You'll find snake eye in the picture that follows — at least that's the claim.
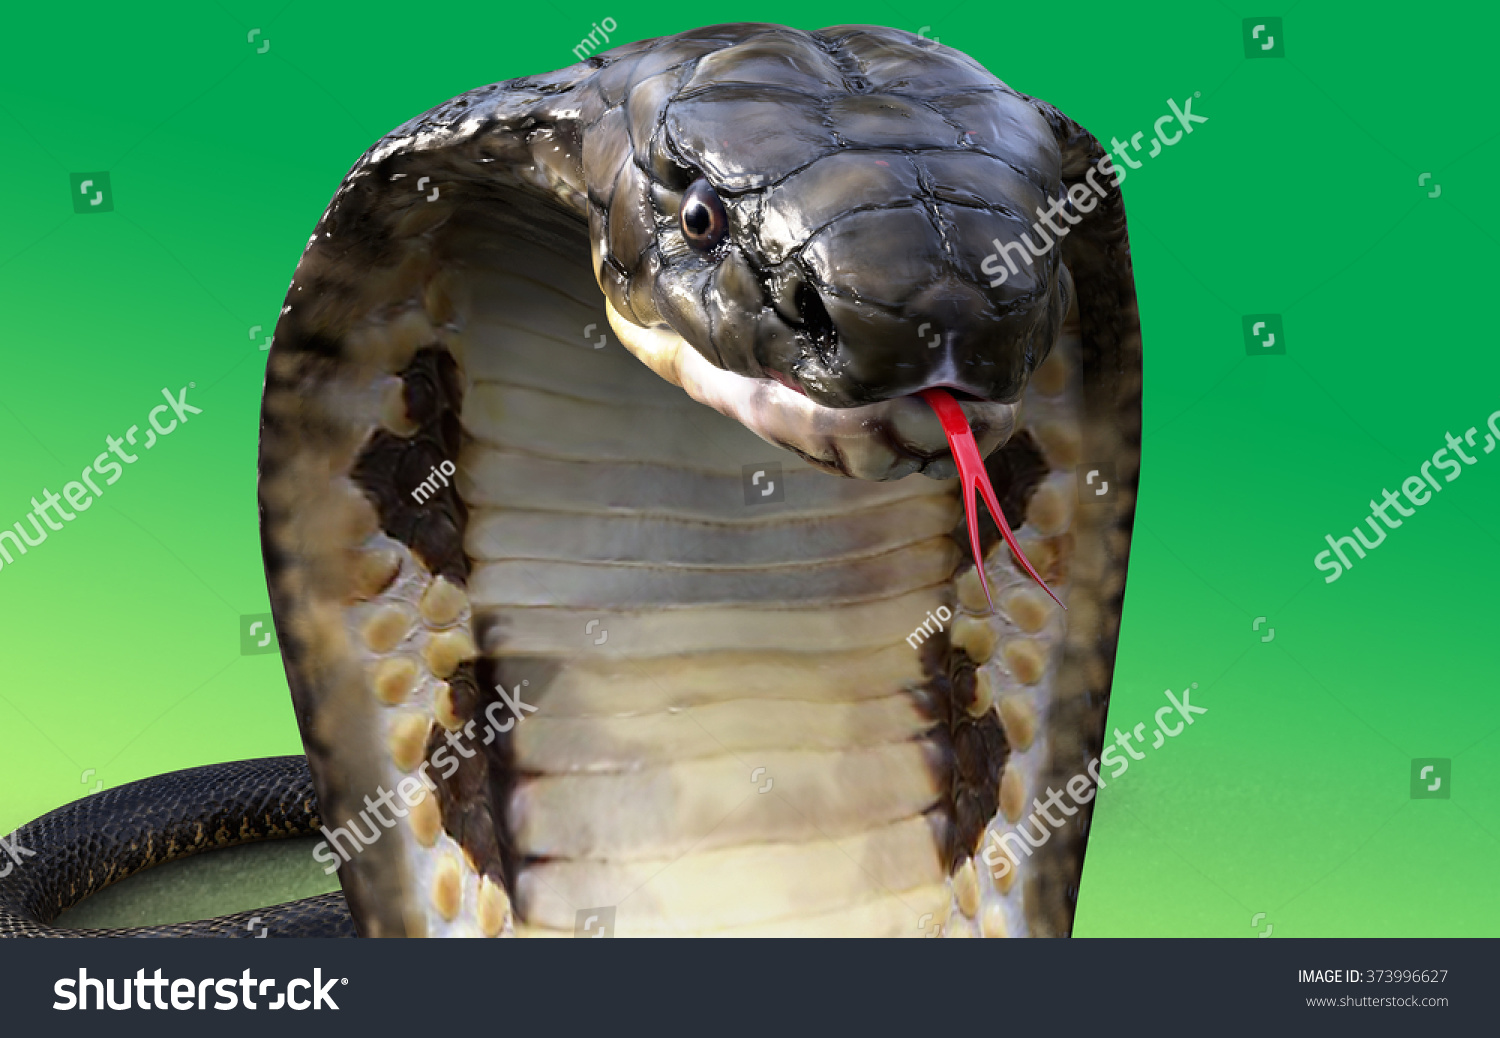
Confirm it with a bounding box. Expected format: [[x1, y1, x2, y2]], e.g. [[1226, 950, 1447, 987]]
[[680, 177, 728, 252]]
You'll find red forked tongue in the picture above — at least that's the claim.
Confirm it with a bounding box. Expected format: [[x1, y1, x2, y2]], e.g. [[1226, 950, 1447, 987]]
[[918, 388, 1065, 612]]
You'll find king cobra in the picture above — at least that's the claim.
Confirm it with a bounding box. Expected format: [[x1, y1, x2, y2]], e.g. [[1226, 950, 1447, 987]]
[[1, 23, 1141, 938]]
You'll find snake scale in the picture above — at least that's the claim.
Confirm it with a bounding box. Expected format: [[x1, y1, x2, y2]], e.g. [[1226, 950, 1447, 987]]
[[1, 23, 1141, 938]]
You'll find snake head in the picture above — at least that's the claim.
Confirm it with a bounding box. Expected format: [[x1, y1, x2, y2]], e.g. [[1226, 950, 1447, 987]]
[[587, 25, 1076, 480]]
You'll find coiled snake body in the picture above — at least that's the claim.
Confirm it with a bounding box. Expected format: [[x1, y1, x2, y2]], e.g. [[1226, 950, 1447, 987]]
[[2, 23, 1140, 938]]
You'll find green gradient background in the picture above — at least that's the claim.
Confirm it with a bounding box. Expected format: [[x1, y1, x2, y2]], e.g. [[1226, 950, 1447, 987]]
[[1, 0, 1496, 937]]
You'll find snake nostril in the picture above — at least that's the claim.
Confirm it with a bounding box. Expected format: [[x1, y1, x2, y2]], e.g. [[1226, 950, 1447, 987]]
[[794, 281, 839, 360]]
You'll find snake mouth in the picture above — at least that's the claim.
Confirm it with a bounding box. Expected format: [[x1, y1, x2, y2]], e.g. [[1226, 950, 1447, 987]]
[[605, 302, 1018, 481], [772, 367, 992, 406], [925, 386, 990, 403], [765, 368, 807, 396]]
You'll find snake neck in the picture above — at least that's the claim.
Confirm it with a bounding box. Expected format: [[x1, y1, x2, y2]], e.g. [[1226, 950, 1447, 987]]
[[271, 194, 1104, 937]]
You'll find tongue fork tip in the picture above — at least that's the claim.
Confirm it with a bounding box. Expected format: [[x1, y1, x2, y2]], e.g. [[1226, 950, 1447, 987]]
[[917, 388, 1066, 613]]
